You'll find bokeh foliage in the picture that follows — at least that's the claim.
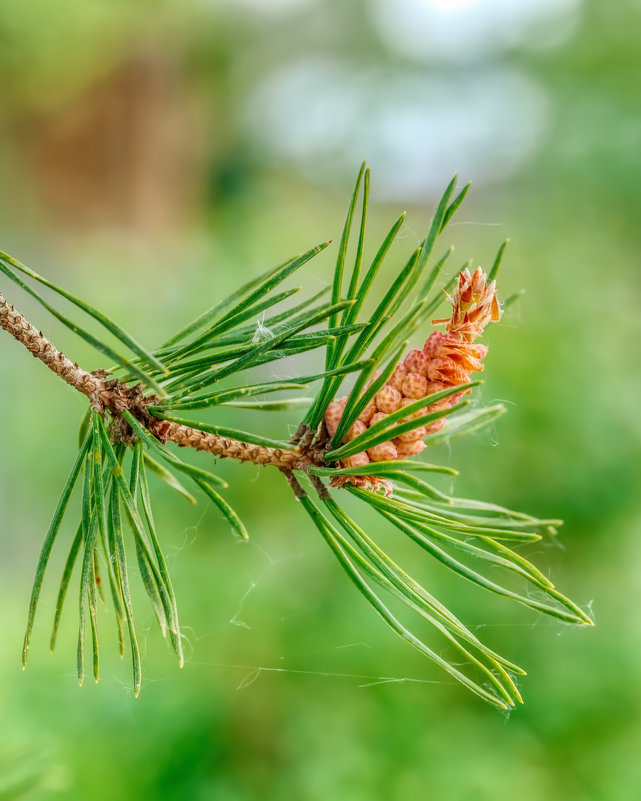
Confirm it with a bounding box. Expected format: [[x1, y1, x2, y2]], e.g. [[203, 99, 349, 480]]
[[1, 0, 640, 799]]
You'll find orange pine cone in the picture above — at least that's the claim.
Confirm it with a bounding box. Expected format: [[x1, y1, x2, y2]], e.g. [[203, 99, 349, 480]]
[[325, 267, 501, 492]]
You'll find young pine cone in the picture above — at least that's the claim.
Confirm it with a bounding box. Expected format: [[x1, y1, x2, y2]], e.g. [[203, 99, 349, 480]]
[[325, 267, 501, 490]]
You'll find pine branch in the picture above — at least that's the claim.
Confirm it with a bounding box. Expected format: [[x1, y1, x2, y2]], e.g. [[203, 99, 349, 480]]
[[1, 166, 593, 708], [0, 290, 105, 404], [0, 291, 320, 474]]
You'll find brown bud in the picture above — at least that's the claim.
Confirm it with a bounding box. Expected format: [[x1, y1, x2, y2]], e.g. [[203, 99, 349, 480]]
[[404, 348, 428, 375], [375, 385, 402, 414], [388, 363, 408, 391], [357, 397, 377, 424], [324, 397, 347, 437], [396, 440, 427, 458], [425, 418, 446, 435], [400, 397, 427, 420], [369, 411, 389, 428], [423, 332, 442, 360], [401, 372, 428, 399], [345, 420, 366, 441], [395, 425, 427, 444], [342, 451, 370, 467], [368, 441, 398, 462]]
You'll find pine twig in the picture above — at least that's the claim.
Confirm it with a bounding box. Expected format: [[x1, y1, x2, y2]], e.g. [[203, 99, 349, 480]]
[[0, 290, 321, 475], [1, 291, 104, 406]]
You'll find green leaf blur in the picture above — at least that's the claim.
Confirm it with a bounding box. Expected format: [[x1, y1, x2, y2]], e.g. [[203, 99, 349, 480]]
[[0, 1, 639, 799]]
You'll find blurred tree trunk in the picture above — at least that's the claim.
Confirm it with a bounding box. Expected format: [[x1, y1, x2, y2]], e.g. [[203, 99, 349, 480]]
[[13, 50, 205, 233]]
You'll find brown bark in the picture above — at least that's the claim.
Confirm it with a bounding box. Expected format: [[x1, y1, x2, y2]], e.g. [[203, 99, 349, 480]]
[[0, 291, 319, 477], [162, 421, 314, 472], [0, 291, 104, 405]]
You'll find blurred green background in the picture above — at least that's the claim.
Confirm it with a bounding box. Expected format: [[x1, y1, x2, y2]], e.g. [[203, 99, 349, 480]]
[[1, 0, 640, 798]]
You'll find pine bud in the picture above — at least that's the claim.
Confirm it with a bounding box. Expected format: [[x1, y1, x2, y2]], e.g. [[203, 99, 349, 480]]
[[396, 440, 426, 458], [388, 363, 408, 391], [368, 441, 398, 462], [375, 385, 402, 414], [357, 397, 377, 424], [403, 348, 428, 375], [400, 397, 426, 420], [325, 266, 500, 492], [342, 451, 370, 468], [369, 411, 388, 427], [402, 372, 428, 399], [325, 398, 347, 437], [395, 426, 427, 443], [424, 418, 446, 435], [345, 420, 366, 441]]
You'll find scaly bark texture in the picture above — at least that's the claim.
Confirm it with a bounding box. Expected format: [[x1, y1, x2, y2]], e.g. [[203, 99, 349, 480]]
[[158, 421, 315, 472], [0, 291, 315, 474], [1, 291, 104, 405]]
